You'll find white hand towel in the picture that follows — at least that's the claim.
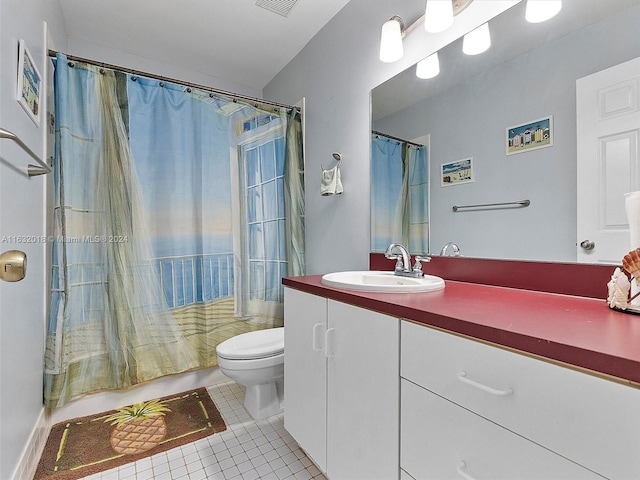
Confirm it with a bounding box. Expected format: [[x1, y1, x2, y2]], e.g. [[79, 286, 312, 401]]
[[335, 165, 343, 194], [321, 164, 343, 196]]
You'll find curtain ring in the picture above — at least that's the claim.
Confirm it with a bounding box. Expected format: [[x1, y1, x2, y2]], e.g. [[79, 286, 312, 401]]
[[68, 61, 75, 68], [159, 81, 165, 87], [131, 76, 137, 82], [186, 87, 192, 93]]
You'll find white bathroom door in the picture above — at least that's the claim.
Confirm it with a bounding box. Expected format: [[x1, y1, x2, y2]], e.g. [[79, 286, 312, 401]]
[[576, 57, 640, 263]]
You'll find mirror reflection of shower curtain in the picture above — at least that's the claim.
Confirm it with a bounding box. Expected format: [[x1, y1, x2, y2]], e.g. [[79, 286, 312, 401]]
[[371, 134, 429, 253], [45, 54, 304, 408], [407, 144, 429, 254], [371, 137, 403, 251]]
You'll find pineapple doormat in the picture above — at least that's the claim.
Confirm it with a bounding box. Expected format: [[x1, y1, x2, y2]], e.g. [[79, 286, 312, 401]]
[[34, 387, 226, 480]]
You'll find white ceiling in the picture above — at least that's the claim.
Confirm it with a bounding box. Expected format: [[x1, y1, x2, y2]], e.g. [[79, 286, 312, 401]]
[[58, 0, 351, 91]]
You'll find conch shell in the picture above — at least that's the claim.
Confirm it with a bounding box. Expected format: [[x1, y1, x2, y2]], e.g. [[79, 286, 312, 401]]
[[622, 248, 640, 284], [607, 267, 631, 310]]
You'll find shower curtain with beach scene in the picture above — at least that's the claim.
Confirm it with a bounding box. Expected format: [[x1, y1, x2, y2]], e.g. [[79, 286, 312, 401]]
[[371, 133, 428, 254], [44, 54, 304, 408]]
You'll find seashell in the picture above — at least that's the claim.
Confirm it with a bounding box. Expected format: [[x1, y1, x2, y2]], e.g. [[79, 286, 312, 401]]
[[607, 267, 631, 310], [622, 248, 640, 282]]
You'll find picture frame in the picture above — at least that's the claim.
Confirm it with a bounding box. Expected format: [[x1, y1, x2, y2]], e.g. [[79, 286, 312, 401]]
[[441, 157, 474, 187], [16, 39, 41, 126], [506, 115, 553, 156]]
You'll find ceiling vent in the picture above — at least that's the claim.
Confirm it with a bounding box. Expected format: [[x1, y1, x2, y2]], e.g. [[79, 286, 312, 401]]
[[255, 0, 299, 17]]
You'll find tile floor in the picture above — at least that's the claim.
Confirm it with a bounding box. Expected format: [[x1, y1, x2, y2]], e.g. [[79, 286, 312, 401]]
[[81, 381, 327, 480]]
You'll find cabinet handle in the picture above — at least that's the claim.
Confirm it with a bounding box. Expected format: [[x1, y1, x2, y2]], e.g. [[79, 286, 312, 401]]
[[456, 461, 477, 480], [457, 371, 513, 396], [325, 328, 335, 358], [312, 323, 324, 352]]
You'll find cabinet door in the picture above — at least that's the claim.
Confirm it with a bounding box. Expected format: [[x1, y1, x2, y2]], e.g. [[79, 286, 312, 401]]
[[326, 300, 399, 480], [401, 379, 603, 480], [284, 288, 327, 471]]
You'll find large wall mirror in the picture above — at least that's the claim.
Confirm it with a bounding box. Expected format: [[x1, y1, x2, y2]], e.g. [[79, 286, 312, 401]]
[[371, 0, 640, 263]]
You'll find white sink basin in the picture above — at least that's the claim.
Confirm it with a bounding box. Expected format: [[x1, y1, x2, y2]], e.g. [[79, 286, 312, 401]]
[[321, 270, 445, 293]]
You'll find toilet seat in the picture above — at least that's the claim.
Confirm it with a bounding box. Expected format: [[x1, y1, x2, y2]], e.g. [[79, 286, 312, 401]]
[[216, 327, 284, 360]]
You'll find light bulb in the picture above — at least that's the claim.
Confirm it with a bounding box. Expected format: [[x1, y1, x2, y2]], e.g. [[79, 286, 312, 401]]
[[525, 0, 562, 23], [380, 18, 403, 62], [462, 23, 491, 55], [424, 0, 454, 33], [416, 52, 440, 79]]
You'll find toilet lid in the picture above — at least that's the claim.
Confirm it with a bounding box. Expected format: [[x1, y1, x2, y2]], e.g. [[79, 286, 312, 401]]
[[216, 327, 284, 360]]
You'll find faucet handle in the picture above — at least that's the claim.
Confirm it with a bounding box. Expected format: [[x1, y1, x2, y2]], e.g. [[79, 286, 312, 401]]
[[413, 255, 431, 275]]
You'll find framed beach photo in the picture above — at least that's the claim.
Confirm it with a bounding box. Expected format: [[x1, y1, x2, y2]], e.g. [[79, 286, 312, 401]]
[[441, 157, 474, 187], [16, 39, 41, 126], [506, 115, 553, 155]]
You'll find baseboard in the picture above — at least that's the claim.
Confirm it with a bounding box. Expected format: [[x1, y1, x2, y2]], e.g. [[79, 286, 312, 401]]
[[11, 408, 49, 480]]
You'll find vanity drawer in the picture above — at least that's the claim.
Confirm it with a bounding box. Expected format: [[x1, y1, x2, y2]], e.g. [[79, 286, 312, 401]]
[[401, 320, 640, 479], [401, 379, 602, 480]]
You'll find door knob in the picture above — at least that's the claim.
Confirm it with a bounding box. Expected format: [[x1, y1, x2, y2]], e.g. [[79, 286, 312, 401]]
[[580, 240, 595, 251], [0, 250, 27, 282]]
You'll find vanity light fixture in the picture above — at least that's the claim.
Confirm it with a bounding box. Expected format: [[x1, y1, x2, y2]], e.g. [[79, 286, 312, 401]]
[[416, 52, 440, 79], [379, 0, 473, 63], [525, 0, 562, 23], [424, 0, 454, 33], [462, 22, 491, 55], [379, 16, 405, 63]]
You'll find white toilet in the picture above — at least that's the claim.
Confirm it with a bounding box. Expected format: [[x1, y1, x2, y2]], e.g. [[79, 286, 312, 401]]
[[216, 327, 284, 420]]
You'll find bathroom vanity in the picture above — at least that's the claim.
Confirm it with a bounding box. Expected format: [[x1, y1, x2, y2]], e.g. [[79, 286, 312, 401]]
[[283, 260, 640, 480]]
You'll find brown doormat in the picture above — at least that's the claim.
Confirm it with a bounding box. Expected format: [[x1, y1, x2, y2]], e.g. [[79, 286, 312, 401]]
[[34, 387, 227, 480]]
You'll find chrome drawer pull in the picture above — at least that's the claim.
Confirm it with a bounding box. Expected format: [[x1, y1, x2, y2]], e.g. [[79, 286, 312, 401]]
[[456, 461, 477, 480], [457, 371, 514, 396]]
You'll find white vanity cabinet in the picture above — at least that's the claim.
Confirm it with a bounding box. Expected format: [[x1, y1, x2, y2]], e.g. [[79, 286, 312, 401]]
[[400, 320, 640, 479], [284, 287, 399, 480]]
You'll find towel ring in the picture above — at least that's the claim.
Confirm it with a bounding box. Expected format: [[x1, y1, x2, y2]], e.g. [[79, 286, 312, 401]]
[[322, 152, 342, 171]]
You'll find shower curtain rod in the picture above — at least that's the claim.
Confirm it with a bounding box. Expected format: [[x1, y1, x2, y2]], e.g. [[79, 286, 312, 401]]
[[372, 130, 423, 148], [47, 49, 299, 113]]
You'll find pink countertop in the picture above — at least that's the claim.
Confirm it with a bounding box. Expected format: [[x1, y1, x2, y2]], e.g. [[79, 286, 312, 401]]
[[282, 274, 640, 385]]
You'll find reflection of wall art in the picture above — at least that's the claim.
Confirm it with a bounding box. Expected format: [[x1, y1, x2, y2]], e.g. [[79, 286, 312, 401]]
[[441, 157, 473, 187], [16, 39, 41, 126], [506, 115, 553, 155]]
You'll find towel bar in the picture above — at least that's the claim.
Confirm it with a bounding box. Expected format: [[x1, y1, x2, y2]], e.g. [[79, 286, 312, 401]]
[[0, 127, 51, 176], [453, 199, 530, 212]]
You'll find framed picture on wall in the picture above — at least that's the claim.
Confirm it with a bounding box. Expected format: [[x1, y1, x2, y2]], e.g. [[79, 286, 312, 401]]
[[16, 39, 41, 126], [441, 157, 474, 187], [506, 115, 553, 155]]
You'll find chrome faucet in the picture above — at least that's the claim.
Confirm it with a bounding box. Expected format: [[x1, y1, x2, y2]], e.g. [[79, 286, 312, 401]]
[[385, 243, 430, 278], [440, 242, 461, 256]]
